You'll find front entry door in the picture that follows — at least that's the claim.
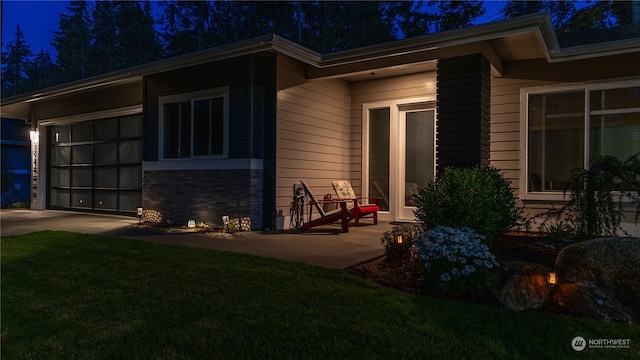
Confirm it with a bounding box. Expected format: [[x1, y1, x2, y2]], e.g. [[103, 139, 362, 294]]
[[365, 103, 435, 222], [398, 107, 435, 220]]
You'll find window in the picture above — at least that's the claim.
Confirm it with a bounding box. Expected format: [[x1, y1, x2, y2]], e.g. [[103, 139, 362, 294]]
[[160, 89, 228, 159], [525, 82, 640, 196]]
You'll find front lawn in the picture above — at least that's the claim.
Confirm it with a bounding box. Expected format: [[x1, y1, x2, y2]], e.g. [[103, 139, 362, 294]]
[[2, 231, 638, 359]]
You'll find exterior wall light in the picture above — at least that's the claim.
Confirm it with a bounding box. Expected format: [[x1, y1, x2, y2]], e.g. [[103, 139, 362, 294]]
[[396, 234, 403, 245], [548, 272, 557, 285], [30, 130, 39, 142]]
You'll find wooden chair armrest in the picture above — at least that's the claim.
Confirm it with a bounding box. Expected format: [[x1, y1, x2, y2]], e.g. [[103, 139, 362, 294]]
[[310, 199, 348, 205]]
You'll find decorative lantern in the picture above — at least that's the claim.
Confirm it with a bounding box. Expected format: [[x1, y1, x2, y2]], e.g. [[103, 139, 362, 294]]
[[548, 272, 557, 285], [396, 234, 403, 245], [222, 215, 230, 233]]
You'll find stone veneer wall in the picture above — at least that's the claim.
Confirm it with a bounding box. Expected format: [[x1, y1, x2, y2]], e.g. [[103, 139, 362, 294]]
[[142, 169, 263, 229]]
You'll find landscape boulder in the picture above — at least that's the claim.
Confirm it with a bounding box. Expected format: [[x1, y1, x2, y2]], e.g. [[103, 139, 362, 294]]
[[553, 237, 640, 323], [492, 261, 551, 311], [551, 282, 635, 323]]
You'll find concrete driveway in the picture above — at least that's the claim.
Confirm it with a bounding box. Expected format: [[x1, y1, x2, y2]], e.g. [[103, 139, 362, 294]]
[[1, 209, 390, 269]]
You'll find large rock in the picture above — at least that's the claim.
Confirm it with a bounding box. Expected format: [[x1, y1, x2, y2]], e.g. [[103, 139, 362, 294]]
[[553, 237, 640, 323], [551, 282, 635, 323], [492, 261, 551, 311]]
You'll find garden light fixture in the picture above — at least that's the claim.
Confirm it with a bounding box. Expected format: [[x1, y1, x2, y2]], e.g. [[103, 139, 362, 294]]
[[137, 207, 143, 224], [222, 215, 230, 233]]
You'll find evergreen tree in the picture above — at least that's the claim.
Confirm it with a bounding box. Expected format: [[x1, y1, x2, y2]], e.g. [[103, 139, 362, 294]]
[[231, 1, 297, 40], [115, 1, 162, 67], [300, 1, 395, 53], [89, 0, 119, 75], [383, 1, 433, 39], [159, 0, 217, 57], [1, 25, 32, 97], [429, 0, 485, 32], [25, 50, 58, 91], [52, 1, 92, 82]]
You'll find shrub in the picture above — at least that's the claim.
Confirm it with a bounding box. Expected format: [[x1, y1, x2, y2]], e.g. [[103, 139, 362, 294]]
[[414, 166, 526, 244], [10, 201, 29, 209], [380, 223, 421, 258], [413, 226, 499, 297], [539, 153, 640, 240]]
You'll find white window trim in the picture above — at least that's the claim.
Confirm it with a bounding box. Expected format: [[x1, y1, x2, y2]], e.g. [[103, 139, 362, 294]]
[[519, 78, 640, 201], [158, 87, 229, 161]]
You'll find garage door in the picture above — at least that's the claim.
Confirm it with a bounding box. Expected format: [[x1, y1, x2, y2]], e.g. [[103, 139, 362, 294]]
[[49, 115, 142, 213]]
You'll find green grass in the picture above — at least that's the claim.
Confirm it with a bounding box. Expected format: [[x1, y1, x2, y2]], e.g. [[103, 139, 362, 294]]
[[2, 231, 638, 359]]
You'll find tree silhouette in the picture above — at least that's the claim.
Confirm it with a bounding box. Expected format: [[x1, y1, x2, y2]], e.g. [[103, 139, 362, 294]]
[[1, 25, 32, 97]]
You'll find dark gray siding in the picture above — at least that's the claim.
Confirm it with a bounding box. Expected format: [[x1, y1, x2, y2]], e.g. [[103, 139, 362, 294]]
[[144, 55, 255, 161], [255, 55, 277, 230], [436, 54, 491, 174]]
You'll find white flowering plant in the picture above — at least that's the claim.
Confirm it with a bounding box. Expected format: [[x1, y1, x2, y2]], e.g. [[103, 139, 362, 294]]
[[413, 226, 499, 296]]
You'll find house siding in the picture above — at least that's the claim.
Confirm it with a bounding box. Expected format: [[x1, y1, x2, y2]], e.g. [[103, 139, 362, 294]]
[[142, 54, 275, 229], [437, 54, 491, 174], [275, 54, 351, 217], [144, 56, 254, 161], [490, 53, 640, 225]]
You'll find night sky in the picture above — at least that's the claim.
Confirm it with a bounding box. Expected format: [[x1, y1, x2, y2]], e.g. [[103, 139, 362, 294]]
[[2, 1, 70, 56]]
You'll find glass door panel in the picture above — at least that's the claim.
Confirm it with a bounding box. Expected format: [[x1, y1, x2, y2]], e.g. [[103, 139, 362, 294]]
[[368, 108, 390, 211], [400, 109, 434, 220]]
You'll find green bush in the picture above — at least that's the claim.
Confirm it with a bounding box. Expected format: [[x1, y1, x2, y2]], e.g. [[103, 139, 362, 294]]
[[10, 201, 29, 209], [539, 153, 640, 240], [414, 166, 526, 244]]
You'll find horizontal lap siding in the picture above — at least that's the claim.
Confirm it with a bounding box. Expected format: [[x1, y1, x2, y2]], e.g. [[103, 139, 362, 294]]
[[437, 55, 490, 172], [350, 73, 437, 196], [276, 55, 351, 215]]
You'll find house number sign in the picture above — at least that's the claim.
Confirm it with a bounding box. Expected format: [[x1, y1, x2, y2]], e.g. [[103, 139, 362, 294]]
[[31, 136, 38, 208]]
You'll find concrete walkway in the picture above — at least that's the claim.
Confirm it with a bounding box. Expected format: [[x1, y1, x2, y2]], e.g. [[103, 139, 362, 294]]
[[1, 209, 391, 269]]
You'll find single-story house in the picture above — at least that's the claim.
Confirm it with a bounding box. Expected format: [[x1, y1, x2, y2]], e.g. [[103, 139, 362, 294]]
[[1, 13, 639, 234]]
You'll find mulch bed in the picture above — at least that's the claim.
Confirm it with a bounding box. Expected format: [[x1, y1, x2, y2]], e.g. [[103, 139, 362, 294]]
[[346, 233, 573, 315]]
